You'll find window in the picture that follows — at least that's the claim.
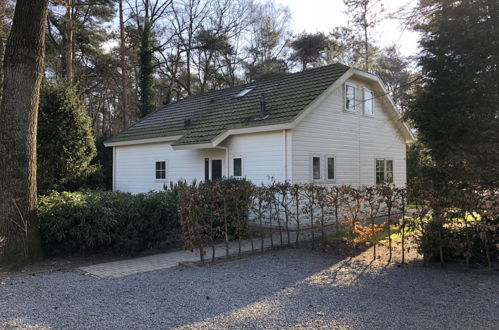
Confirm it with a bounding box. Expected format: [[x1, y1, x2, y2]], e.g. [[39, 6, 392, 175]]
[[235, 86, 254, 98], [204, 158, 209, 181], [376, 159, 394, 184], [326, 156, 335, 180], [364, 89, 374, 115], [233, 158, 242, 177], [313, 156, 321, 180], [386, 160, 394, 183], [211, 159, 222, 180], [345, 84, 356, 111], [155, 161, 166, 180]]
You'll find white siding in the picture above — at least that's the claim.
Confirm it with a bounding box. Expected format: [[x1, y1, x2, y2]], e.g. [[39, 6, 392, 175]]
[[115, 143, 225, 193], [291, 77, 407, 187], [221, 131, 285, 185]]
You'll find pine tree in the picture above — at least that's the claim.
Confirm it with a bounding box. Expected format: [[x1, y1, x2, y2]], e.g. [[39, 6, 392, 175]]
[[290, 32, 328, 71], [407, 0, 499, 189]]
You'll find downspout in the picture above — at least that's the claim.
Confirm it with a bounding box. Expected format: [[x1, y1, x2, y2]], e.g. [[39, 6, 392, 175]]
[[283, 129, 287, 182]]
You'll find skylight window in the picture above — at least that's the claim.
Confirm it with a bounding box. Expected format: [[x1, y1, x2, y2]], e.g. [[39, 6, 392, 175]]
[[235, 86, 255, 98]]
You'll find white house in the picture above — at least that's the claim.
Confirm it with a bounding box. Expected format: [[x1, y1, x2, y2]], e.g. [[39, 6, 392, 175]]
[[104, 64, 415, 194]]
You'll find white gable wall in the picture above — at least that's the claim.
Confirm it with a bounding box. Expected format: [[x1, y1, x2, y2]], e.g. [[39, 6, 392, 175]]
[[291, 77, 407, 186]]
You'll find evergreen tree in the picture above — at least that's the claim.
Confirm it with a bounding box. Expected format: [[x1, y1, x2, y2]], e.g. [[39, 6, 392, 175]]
[[290, 32, 328, 71], [407, 0, 499, 189], [38, 83, 99, 193]]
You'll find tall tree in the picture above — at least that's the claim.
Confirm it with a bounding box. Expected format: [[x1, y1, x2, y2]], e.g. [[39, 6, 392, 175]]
[[46, 0, 115, 82], [290, 32, 328, 71], [407, 0, 499, 189], [171, 0, 209, 96], [119, 0, 129, 129], [372, 46, 416, 110], [244, 1, 291, 81], [0, 0, 49, 264], [129, 0, 171, 117], [343, 0, 384, 71]]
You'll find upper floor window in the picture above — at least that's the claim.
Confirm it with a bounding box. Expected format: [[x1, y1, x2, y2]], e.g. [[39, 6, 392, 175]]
[[376, 159, 393, 184], [364, 89, 374, 115], [345, 84, 356, 111], [155, 161, 166, 180]]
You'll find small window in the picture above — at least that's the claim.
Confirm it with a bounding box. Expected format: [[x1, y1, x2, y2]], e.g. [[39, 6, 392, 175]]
[[233, 158, 242, 177], [326, 156, 335, 180], [235, 86, 254, 98], [155, 161, 166, 180], [386, 160, 393, 183], [345, 84, 356, 111], [313, 156, 321, 180], [364, 89, 374, 115], [204, 158, 209, 181], [376, 159, 393, 184]]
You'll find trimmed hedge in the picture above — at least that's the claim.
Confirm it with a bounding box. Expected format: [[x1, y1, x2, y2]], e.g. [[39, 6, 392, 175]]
[[38, 186, 181, 255]]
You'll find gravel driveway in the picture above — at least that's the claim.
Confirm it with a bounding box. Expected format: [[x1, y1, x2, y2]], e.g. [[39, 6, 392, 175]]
[[1, 249, 498, 329]]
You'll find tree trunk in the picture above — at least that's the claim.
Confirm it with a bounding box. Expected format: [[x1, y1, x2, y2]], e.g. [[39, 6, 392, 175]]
[[65, 0, 73, 83], [0, 37, 5, 100], [119, 0, 128, 129], [0, 0, 48, 265]]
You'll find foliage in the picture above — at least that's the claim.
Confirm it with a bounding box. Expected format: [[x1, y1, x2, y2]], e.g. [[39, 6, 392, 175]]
[[38, 82, 101, 194], [406, 0, 499, 190], [179, 179, 498, 267], [92, 136, 113, 190], [411, 188, 499, 267], [289, 32, 328, 71], [178, 178, 253, 262], [38, 187, 181, 255]]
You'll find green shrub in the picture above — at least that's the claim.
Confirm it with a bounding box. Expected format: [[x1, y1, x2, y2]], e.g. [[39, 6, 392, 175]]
[[38, 187, 181, 255], [418, 217, 499, 265]]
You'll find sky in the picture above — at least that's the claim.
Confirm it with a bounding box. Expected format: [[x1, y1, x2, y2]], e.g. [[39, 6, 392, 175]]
[[277, 0, 421, 57]]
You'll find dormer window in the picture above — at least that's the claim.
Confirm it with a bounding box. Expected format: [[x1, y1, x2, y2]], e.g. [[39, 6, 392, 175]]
[[364, 88, 374, 115], [345, 84, 356, 111]]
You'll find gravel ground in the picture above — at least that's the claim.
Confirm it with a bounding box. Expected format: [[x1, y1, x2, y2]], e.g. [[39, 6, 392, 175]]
[[0, 249, 498, 329]]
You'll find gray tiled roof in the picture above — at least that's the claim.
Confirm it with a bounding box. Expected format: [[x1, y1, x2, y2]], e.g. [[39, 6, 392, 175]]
[[106, 63, 350, 146]]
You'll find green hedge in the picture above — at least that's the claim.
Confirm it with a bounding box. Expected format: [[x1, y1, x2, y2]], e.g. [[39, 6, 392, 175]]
[[38, 187, 181, 255]]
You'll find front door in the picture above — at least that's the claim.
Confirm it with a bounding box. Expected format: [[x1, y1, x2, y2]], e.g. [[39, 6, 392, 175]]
[[211, 159, 222, 180]]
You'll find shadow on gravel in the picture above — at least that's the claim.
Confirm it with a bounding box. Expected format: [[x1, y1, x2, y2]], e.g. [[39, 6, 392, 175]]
[[1, 248, 498, 329]]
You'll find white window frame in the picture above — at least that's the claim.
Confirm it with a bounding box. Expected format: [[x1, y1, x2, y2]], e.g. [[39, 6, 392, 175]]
[[155, 160, 167, 181], [364, 88, 374, 116], [310, 153, 323, 182], [375, 158, 394, 184], [232, 155, 244, 178], [324, 154, 336, 182], [344, 83, 357, 112]]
